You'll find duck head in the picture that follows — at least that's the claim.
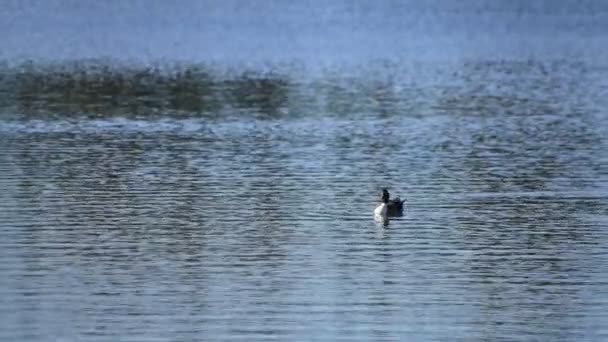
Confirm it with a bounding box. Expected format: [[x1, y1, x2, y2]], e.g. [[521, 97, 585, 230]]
[[381, 188, 390, 203]]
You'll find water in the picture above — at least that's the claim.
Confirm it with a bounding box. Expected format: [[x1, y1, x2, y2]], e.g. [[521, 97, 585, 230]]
[[1, 1, 608, 341], [2, 0, 608, 62]]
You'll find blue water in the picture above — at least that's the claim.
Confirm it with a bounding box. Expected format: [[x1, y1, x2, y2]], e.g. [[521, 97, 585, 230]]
[[1, 1, 608, 341], [2, 0, 608, 63]]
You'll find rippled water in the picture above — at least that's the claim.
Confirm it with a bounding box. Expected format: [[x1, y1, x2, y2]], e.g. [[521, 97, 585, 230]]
[[2, 1, 608, 339], [1, 58, 608, 341]]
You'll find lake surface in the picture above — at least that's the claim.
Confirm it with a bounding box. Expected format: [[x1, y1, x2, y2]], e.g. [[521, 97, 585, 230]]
[[1, 1, 608, 341]]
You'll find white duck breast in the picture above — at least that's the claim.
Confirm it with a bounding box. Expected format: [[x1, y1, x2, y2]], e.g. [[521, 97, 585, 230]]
[[374, 203, 387, 218]]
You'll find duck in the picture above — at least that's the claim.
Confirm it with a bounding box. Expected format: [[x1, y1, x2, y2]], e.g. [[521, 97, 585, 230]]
[[374, 188, 405, 219]]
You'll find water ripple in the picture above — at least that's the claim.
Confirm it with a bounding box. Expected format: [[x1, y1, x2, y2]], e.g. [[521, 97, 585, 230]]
[[1, 61, 607, 342]]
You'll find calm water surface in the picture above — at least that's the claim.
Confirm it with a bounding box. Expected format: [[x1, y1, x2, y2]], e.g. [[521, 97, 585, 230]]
[[1, 1, 608, 341]]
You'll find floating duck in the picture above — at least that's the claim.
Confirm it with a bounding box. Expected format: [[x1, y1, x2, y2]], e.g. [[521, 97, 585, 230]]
[[374, 188, 405, 219]]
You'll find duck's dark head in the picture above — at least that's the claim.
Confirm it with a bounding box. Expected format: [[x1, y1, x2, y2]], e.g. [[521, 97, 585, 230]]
[[381, 188, 390, 203]]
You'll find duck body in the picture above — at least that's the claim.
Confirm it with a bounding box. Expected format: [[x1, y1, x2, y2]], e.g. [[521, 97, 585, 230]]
[[374, 189, 405, 219], [386, 197, 405, 216]]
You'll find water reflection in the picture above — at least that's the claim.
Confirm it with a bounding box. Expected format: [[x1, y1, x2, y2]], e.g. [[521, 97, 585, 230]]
[[3, 58, 603, 122], [1, 61, 292, 118]]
